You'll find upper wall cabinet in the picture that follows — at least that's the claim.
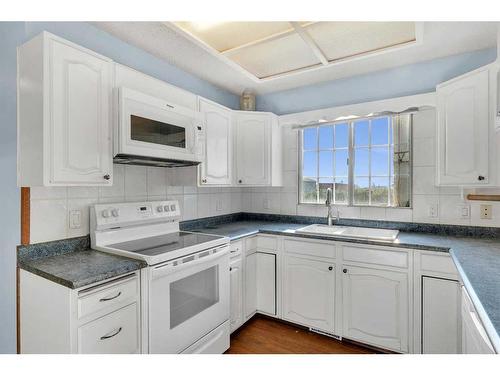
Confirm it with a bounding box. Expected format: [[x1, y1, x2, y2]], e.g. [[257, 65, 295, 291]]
[[436, 65, 499, 186], [18, 32, 113, 186], [235, 111, 282, 186], [198, 98, 233, 186]]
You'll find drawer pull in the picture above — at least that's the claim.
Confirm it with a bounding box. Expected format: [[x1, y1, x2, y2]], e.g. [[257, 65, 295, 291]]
[[99, 291, 122, 302], [100, 327, 122, 340]]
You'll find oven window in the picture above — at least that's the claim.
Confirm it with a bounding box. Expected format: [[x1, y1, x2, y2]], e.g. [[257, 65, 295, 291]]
[[170, 265, 219, 329], [131, 115, 186, 148]]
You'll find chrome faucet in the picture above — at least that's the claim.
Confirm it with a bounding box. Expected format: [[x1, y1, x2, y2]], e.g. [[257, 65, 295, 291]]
[[325, 188, 334, 226]]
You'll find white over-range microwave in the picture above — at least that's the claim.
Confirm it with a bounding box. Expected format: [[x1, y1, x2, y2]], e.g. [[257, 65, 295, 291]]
[[114, 87, 203, 167]]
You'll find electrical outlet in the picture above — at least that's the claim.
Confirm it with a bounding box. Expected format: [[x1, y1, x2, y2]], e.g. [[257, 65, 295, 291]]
[[69, 210, 81, 229], [480, 204, 492, 219], [428, 204, 439, 218]]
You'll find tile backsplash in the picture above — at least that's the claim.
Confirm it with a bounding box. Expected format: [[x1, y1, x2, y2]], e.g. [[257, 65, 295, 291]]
[[30, 165, 242, 244], [29, 109, 500, 244]]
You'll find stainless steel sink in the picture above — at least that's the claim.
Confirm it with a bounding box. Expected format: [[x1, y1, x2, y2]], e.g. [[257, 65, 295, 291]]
[[296, 224, 399, 242]]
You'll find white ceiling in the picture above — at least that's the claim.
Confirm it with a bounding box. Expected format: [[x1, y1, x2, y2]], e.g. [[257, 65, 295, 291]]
[[94, 22, 498, 95]]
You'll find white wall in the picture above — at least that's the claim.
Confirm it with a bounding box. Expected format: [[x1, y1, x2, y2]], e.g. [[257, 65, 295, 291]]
[[241, 109, 500, 228], [30, 166, 242, 244]]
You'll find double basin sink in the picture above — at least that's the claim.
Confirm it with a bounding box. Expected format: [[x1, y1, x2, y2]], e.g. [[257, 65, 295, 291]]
[[296, 224, 399, 242]]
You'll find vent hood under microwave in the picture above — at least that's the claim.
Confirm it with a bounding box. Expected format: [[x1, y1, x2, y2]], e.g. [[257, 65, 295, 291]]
[[114, 87, 203, 168]]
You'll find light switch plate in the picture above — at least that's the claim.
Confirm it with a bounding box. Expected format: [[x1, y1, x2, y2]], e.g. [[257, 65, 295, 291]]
[[69, 210, 82, 229], [459, 204, 470, 218], [216, 199, 223, 211]]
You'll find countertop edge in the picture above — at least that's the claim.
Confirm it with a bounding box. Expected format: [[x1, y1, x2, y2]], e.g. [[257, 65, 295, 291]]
[[449, 250, 500, 353]]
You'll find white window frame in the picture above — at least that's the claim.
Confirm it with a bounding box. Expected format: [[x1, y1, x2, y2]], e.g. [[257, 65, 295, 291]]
[[298, 114, 412, 208]]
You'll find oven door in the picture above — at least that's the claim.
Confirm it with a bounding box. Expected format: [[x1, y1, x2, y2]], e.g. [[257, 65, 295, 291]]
[[117, 87, 202, 162], [149, 245, 230, 354]]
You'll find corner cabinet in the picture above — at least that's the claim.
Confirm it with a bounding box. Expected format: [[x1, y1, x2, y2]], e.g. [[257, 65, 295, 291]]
[[234, 111, 282, 186], [436, 65, 498, 186], [18, 32, 113, 187], [198, 97, 233, 186]]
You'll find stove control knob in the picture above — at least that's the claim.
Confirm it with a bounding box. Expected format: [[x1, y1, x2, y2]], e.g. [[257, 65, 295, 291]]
[[157, 206, 164, 213], [101, 209, 111, 218], [111, 208, 120, 217], [164, 205, 170, 212], [170, 204, 176, 211]]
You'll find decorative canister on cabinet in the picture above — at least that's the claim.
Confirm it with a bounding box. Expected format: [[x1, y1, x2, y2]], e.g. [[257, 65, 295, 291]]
[[240, 89, 256, 111]]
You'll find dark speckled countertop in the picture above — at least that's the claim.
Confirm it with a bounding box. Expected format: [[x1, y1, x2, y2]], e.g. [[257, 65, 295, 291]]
[[190, 220, 500, 352], [18, 236, 146, 289]]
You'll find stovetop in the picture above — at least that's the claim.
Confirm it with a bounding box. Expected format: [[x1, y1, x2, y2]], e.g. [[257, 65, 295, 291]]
[[106, 231, 225, 258]]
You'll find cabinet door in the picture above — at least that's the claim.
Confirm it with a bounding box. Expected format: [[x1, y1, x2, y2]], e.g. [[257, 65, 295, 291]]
[[199, 98, 232, 185], [229, 257, 243, 332], [461, 287, 495, 354], [50, 38, 112, 185], [436, 68, 489, 185], [244, 253, 257, 320], [256, 252, 276, 316], [283, 255, 335, 333], [235, 113, 270, 186], [422, 277, 461, 353], [342, 265, 409, 352]]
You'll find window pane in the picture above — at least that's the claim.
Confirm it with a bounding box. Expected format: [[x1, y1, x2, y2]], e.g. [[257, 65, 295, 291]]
[[334, 150, 348, 177], [319, 177, 334, 202], [318, 126, 333, 149], [371, 177, 389, 205], [353, 177, 369, 205], [334, 177, 348, 204], [371, 148, 389, 176], [319, 151, 333, 177], [354, 148, 369, 176], [303, 151, 317, 177], [354, 120, 369, 146], [371, 117, 389, 145], [335, 123, 349, 148], [301, 178, 318, 203], [303, 128, 317, 150]]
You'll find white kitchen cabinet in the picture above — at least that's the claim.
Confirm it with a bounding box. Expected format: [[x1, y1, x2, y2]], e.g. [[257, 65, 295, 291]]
[[436, 66, 493, 186], [234, 111, 282, 186], [18, 31, 113, 186], [283, 255, 335, 334], [422, 277, 461, 354], [20, 270, 141, 354], [198, 98, 233, 186], [342, 265, 409, 352], [244, 250, 276, 320], [461, 286, 495, 354], [229, 256, 243, 332]]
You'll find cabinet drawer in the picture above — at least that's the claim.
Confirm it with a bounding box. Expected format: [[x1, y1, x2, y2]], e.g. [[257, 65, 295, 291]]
[[78, 303, 139, 354], [256, 235, 278, 251], [420, 252, 457, 276], [342, 244, 408, 269], [230, 240, 243, 258], [78, 275, 139, 319], [284, 238, 335, 259]]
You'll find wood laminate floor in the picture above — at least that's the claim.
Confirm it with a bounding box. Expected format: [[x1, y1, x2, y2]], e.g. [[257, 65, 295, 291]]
[[226, 315, 379, 354]]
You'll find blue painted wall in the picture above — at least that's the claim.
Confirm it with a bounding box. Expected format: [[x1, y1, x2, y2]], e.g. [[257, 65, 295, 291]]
[[0, 21, 239, 354], [257, 48, 497, 115]]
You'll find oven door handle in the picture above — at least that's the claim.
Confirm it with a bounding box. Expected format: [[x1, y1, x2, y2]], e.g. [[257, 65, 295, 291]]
[[151, 245, 229, 280]]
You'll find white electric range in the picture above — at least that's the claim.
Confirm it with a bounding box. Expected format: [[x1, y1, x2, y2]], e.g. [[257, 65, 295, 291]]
[[90, 200, 230, 354]]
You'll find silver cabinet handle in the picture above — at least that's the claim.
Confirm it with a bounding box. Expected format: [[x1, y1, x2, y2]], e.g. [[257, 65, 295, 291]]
[[99, 291, 121, 302], [100, 327, 122, 340]]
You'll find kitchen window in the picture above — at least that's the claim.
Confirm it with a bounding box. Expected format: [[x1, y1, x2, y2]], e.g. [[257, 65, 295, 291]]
[[299, 114, 412, 207]]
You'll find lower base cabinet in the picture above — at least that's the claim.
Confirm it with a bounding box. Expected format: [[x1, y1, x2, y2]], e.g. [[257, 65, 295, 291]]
[[421, 276, 461, 353], [244, 252, 276, 320], [283, 255, 335, 333], [229, 257, 243, 332], [342, 265, 409, 352], [461, 286, 495, 354]]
